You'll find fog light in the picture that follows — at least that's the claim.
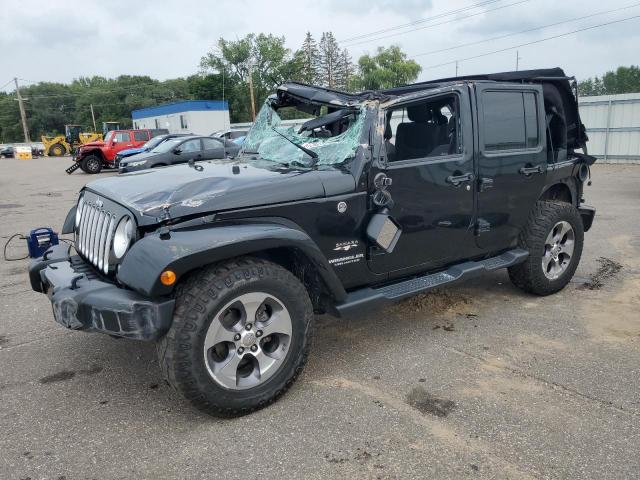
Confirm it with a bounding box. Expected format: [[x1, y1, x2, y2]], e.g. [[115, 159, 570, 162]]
[[160, 270, 176, 286]]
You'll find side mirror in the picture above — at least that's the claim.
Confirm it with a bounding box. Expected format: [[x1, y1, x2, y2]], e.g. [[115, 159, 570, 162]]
[[173, 148, 182, 154]]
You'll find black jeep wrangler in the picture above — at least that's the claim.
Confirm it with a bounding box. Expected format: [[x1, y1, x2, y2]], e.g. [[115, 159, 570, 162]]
[[29, 68, 596, 416]]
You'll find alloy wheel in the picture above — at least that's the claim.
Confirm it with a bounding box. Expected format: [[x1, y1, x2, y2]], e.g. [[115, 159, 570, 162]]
[[542, 220, 575, 280], [203, 292, 292, 390]]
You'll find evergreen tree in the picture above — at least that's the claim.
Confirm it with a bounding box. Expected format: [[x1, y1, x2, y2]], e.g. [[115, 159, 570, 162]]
[[298, 32, 319, 84], [318, 32, 341, 88], [336, 48, 355, 91]]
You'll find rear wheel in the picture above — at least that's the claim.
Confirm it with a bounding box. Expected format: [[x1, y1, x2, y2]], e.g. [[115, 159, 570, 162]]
[[49, 143, 66, 156], [157, 258, 314, 416], [81, 154, 102, 174], [508, 200, 584, 295]]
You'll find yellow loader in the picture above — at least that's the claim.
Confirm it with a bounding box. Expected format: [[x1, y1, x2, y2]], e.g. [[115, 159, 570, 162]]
[[42, 125, 102, 157]]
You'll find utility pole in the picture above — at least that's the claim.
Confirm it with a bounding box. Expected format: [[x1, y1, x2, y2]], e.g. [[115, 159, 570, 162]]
[[248, 62, 256, 121], [516, 50, 522, 71], [455, 60, 459, 77], [14, 78, 31, 143], [90, 104, 97, 132]]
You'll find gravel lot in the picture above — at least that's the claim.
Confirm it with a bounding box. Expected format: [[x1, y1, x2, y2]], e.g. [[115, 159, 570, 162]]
[[1, 157, 638, 479]]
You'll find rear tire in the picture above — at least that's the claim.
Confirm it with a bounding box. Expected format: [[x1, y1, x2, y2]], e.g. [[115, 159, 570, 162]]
[[157, 257, 314, 416], [81, 154, 102, 174], [49, 143, 66, 157], [508, 200, 584, 296]]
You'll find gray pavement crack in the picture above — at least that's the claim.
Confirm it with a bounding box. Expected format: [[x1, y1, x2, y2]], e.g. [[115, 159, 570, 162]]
[[446, 345, 634, 415]]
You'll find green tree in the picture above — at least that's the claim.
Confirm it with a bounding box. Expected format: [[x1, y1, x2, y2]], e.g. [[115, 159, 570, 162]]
[[318, 32, 341, 88], [336, 48, 355, 91], [579, 66, 640, 96], [200, 33, 302, 122], [353, 45, 422, 90], [298, 32, 319, 85]]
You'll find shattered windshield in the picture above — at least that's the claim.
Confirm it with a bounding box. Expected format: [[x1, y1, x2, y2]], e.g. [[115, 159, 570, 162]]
[[242, 101, 366, 166]]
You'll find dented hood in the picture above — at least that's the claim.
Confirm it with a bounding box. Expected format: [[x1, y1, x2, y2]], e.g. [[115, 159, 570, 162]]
[[84, 159, 355, 225]]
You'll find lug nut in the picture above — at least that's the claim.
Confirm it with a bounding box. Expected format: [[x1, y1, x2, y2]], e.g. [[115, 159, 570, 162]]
[[245, 323, 253, 331], [234, 333, 241, 341], [256, 330, 263, 337], [250, 344, 258, 352], [237, 347, 245, 354]]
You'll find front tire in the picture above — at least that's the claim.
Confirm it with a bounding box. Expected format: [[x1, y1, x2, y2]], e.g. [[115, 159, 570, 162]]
[[508, 200, 584, 296], [157, 258, 314, 416], [49, 143, 66, 156], [81, 154, 102, 174]]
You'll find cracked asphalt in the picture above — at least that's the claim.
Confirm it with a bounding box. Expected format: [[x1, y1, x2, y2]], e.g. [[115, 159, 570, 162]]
[[1, 157, 638, 479]]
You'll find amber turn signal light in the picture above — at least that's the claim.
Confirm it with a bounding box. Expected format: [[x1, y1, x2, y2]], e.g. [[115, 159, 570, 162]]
[[160, 270, 176, 286]]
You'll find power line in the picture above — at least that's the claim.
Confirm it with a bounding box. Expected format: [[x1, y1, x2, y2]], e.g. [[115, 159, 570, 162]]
[[339, 0, 504, 43], [411, 2, 640, 59], [341, 0, 530, 47], [0, 79, 14, 90], [422, 14, 640, 72]]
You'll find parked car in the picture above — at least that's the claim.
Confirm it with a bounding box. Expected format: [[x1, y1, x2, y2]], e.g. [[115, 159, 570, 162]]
[[0, 144, 43, 158], [118, 135, 240, 173], [71, 128, 169, 174], [28, 68, 596, 417], [211, 128, 248, 141], [0, 145, 13, 158], [114, 133, 192, 165]]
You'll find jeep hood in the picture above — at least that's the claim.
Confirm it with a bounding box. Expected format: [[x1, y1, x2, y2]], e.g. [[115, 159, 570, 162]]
[[84, 160, 355, 225]]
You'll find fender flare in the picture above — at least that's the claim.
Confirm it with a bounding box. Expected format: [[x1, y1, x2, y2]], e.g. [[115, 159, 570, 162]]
[[117, 222, 347, 301]]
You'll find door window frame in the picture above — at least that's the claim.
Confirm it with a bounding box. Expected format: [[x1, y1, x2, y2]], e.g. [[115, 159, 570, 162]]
[[478, 86, 545, 158], [379, 90, 467, 169]]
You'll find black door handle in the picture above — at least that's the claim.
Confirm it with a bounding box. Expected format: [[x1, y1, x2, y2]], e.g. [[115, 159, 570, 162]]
[[519, 164, 544, 176], [446, 172, 474, 186]]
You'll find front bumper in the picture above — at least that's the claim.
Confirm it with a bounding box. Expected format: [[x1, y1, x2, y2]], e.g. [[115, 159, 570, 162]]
[[29, 244, 174, 340]]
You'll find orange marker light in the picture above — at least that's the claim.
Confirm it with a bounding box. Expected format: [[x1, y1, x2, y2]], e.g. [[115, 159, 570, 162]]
[[160, 270, 176, 286]]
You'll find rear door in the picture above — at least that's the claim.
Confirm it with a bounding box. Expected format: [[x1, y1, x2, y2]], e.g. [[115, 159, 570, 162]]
[[474, 83, 547, 250], [201, 137, 227, 159], [132, 130, 150, 148]]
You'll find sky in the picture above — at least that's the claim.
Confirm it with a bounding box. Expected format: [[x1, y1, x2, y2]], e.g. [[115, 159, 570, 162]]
[[1, 0, 640, 92]]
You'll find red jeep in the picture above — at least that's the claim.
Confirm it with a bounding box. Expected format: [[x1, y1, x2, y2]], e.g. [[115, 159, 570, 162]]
[[73, 129, 168, 174]]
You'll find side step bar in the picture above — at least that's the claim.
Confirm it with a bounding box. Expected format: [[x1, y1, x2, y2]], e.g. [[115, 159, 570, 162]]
[[334, 249, 529, 317]]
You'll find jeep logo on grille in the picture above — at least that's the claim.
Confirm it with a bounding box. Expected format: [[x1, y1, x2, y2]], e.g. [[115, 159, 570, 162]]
[[95, 199, 103, 208]]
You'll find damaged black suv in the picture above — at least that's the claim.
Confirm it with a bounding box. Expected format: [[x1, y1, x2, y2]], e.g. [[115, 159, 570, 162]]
[[29, 68, 596, 416]]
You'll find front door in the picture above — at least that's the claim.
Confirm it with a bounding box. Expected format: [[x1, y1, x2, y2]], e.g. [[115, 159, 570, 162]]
[[172, 138, 203, 165], [474, 84, 547, 250], [368, 88, 478, 277]]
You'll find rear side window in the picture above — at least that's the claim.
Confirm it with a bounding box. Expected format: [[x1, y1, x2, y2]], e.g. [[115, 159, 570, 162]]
[[133, 131, 148, 142], [483, 91, 539, 151], [202, 138, 222, 149]]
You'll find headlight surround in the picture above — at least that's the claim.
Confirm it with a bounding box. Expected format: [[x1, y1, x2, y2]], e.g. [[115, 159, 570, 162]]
[[112, 216, 134, 259], [127, 160, 147, 168], [75, 194, 84, 228]]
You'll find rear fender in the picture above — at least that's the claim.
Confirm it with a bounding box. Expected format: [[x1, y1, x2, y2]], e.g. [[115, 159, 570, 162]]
[[117, 222, 347, 301]]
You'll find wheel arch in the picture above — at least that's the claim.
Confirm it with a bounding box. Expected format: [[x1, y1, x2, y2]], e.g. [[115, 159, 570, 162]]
[[539, 180, 575, 205], [117, 222, 347, 308], [80, 148, 105, 162]]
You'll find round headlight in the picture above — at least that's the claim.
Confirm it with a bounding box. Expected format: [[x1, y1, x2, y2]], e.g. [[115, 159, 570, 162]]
[[75, 195, 84, 228], [113, 217, 134, 259]]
